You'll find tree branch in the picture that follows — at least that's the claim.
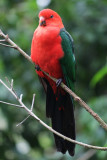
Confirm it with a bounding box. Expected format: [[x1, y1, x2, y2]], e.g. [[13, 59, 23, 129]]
[[0, 42, 16, 48], [0, 100, 22, 108], [0, 30, 32, 63], [0, 29, 107, 131], [16, 115, 30, 127], [0, 78, 107, 151]]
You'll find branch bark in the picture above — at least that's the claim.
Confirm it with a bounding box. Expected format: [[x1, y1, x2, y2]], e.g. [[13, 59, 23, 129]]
[[0, 29, 107, 131], [0, 78, 107, 151]]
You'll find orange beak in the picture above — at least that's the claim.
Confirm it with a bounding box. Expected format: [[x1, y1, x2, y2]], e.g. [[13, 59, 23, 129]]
[[39, 16, 46, 26]]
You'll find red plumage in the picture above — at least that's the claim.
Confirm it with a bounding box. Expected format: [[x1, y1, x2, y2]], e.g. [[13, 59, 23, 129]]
[[31, 9, 64, 93], [31, 9, 75, 156]]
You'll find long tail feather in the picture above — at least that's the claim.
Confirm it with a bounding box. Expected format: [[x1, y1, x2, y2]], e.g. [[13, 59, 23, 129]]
[[46, 81, 75, 156]]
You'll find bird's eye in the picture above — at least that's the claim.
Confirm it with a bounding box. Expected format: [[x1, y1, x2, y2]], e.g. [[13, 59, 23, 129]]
[[50, 15, 54, 18]]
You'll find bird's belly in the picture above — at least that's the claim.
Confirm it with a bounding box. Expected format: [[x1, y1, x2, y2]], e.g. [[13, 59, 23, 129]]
[[35, 48, 64, 94], [37, 48, 63, 79]]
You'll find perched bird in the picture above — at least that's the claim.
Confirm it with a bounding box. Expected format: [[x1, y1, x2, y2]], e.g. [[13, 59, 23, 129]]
[[31, 9, 76, 156]]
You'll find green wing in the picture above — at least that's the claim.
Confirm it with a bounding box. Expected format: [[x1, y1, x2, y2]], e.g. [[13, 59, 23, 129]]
[[60, 28, 76, 91]]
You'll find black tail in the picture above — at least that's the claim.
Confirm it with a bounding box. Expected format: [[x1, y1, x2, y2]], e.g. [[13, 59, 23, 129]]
[[46, 82, 76, 156]]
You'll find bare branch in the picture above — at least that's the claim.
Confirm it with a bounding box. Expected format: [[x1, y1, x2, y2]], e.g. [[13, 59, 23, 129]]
[[0, 29, 32, 63], [5, 77, 18, 96], [0, 42, 16, 48], [31, 94, 36, 111], [19, 94, 23, 101], [5, 77, 12, 87], [0, 29, 107, 131], [0, 78, 107, 151], [17, 94, 36, 128], [0, 100, 22, 108], [10, 79, 13, 89], [0, 39, 5, 42], [16, 115, 30, 127]]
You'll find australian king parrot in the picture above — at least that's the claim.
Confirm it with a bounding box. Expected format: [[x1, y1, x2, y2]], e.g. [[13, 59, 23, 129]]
[[31, 9, 76, 156]]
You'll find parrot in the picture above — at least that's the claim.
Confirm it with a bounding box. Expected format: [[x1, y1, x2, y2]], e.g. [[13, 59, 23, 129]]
[[31, 9, 76, 156]]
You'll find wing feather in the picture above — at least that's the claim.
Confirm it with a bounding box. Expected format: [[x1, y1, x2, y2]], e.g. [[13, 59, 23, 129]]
[[60, 28, 76, 90]]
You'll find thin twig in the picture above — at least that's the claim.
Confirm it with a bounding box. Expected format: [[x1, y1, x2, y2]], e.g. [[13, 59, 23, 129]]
[[0, 39, 5, 42], [31, 94, 35, 111], [5, 77, 18, 96], [16, 115, 30, 127], [16, 94, 36, 126], [0, 100, 22, 108], [0, 78, 107, 150], [19, 94, 23, 101], [0, 42, 16, 48], [10, 79, 13, 89], [0, 30, 32, 63]]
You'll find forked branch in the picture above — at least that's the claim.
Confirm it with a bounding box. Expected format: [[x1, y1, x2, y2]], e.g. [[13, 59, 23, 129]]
[[0, 78, 107, 150]]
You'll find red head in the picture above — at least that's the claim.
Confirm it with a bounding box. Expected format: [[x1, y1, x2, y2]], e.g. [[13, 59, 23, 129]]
[[39, 9, 64, 28]]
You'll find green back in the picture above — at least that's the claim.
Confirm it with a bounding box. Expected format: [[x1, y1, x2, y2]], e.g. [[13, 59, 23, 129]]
[[60, 28, 76, 91]]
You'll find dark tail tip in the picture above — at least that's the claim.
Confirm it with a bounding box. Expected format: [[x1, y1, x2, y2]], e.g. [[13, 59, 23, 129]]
[[46, 81, 76, 156], [51, 93, 76, 156]]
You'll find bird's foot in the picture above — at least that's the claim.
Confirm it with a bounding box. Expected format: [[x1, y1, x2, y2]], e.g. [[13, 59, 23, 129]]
[[56, 78, 62, 87], [35, 65, 40, 71]]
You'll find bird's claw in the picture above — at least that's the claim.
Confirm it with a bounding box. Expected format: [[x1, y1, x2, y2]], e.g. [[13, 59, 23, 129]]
[[56, 78, 62, 87], [35, 65, 40, 71]]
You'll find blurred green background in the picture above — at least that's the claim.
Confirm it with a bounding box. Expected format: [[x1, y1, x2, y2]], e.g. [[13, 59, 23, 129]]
[[0, 0, 107, 159]]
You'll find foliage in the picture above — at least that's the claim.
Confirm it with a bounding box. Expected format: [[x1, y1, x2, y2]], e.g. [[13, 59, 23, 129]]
[[90, 65, 107, 88], [0, 0, 107, 159]]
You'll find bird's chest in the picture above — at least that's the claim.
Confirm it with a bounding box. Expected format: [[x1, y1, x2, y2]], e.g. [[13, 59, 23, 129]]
[[31, 28, 64, 78]]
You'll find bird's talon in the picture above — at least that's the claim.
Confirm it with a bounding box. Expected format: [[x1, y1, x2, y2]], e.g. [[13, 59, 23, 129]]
[[56, 78, 62, 87], [35, 65, 40, 71]]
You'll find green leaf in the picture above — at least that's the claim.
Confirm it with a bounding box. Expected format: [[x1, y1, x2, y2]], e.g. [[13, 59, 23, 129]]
[[90, 65, 107, 87]]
